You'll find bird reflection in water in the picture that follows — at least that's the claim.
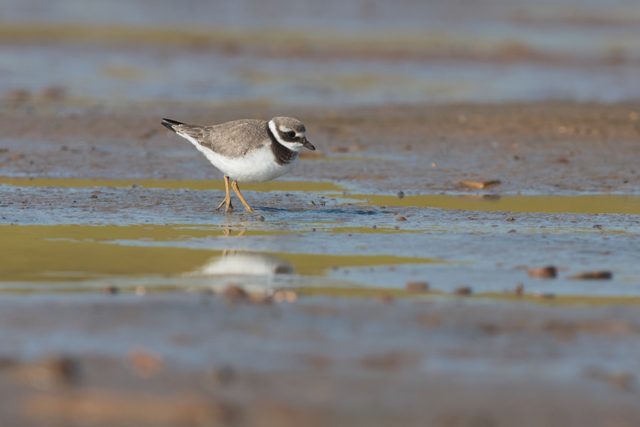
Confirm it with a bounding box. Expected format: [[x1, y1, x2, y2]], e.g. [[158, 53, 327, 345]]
[[186, 227, 295, 277]]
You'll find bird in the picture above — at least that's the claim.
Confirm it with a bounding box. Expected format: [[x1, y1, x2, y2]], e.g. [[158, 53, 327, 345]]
[[161, 116, 315, 213]]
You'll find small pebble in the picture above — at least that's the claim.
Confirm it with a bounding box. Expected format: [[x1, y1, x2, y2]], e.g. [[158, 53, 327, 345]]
[[372, 225, 377, 229], [378, 294, 394, 304], [102, 285, 118, 294], [593, 224, 603, 229], [27, 356, 79, 388], [506, 217, 515, 222], [459, 180, 500, 190], [211, 365, 235, 386], [257, 216, 265, 222], [406, 281, 429, 293], [273, 290, 297, 303], [397, 191, 405, 199], [528, 266, 557, 279], [223, 285, 247, 298], [40, 86, 66, 101], [396, 216, 407, 221], [570, 271, 613, 280], [128, 349, 163, 377], [454, 286, 473, 295], [248, 292, 273, 304]]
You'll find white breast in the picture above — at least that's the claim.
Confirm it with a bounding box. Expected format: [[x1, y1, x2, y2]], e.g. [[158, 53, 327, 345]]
[[179, 133, 298, 183]]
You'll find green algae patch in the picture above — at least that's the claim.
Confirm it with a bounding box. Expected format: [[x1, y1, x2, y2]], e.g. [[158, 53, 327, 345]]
[[0, 224, 222, 282], [0, 225, 446, 283], [0, 177, 343, 193], [349, 194, 640, 215], [274, 253, 449, 276]]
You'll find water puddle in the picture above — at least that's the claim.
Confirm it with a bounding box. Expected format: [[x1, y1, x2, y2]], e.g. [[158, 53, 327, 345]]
[[349, 194, 640, 215], [0, 224, 446, 283], [2, 181, 640, 300], [2, 222, 639, 302]]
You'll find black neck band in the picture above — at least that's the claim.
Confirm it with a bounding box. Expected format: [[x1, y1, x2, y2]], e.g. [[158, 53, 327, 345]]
[[267, 124, 297, 166]]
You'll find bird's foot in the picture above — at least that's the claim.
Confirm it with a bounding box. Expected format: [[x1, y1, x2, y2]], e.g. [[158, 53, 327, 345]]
[[216, 197, 234, 213]]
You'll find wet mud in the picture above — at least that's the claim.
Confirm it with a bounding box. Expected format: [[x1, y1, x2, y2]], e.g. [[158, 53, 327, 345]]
[[2, 2, 640, 421], [1, 99, 640, 425], [1, 295, 640, 427]]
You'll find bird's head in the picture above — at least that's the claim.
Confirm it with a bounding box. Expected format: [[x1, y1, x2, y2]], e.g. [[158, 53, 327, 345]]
[[269, 117, 315, 151]]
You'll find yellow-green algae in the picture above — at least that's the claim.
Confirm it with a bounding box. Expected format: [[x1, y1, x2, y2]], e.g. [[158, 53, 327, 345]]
[[0, 224, 447, 282], [348, 194, 640, 215], [0, 177, 343, 192], [0, 23, 541, 58]]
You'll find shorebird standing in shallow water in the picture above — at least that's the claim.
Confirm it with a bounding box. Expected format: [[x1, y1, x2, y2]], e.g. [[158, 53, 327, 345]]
[[162, 117, 315, 213]]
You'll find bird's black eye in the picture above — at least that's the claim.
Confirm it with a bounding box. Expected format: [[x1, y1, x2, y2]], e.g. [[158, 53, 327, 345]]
[[287, 131, 296, 138]]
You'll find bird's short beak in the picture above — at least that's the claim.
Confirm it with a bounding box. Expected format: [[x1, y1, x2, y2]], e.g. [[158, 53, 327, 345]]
[[302, 138, 316, 151]]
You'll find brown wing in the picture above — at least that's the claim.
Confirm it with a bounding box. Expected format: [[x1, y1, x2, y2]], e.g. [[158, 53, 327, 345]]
[[173, 119, 270, 158]]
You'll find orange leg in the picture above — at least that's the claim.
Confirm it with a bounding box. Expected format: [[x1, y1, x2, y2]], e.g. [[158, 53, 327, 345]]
[[231, 181, 258, 213], [216, 176, 234, 213]]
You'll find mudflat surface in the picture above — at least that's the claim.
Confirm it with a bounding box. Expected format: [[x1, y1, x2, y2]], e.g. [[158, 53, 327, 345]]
[[2, 294, 640, 427], [0, 100, 639, 426], [2, 101, 640, 192], [2, 1, 640, 423]]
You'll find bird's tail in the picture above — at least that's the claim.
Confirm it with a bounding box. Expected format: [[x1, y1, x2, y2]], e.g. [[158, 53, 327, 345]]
[[161, 118, 185, 133]]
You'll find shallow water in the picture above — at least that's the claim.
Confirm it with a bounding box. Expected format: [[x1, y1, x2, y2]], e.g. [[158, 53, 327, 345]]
[[1, 177, 639, 298], [2, 44, 639, 108]]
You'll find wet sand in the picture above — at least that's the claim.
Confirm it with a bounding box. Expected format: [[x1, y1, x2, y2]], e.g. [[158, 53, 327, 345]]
[[2, 0, 640, 422], [1, 294, 640, 427], [0, 98, 639, 425], [1, 101, 640, 191]]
